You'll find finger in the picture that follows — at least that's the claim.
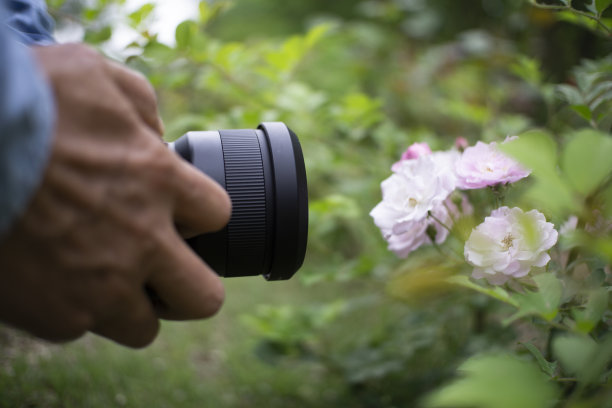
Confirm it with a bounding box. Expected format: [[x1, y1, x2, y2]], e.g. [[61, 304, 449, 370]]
[[172, 158, 232, 237], [147, 230, 225, 320], [105, 59, 164, 136], [90, 290, 160, 348]]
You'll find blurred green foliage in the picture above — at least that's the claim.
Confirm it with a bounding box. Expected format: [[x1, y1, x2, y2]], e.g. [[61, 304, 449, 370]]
[[1, 0, 611, 407]]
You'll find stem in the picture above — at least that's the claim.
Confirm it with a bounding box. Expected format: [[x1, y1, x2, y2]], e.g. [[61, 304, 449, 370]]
[[555, 377, 578, 383], [428, 211, 452, 233], [490, 184, 506, 207], [442, 201, 456, 223], [431, 241, 461, 261], [431, 241, 445, 256], [533, 4, 612, 36], [547, 321, 570, 331]]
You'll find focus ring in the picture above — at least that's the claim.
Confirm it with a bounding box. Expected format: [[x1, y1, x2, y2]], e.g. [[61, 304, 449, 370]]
[[220, 130, 267, 275]]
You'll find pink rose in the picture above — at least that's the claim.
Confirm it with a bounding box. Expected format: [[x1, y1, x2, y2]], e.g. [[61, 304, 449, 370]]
[[455, 138, 530, 189], [391, 142, 432, 172], [455, 137, 468, 151]]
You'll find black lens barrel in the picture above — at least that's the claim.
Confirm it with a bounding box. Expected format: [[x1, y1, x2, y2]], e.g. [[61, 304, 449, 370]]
[[169, 122, 308, 280]]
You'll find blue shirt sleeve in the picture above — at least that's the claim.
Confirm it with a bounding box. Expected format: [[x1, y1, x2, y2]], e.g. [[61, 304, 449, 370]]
[[4, 0, 55, 45], [0, 0, 55, 236]]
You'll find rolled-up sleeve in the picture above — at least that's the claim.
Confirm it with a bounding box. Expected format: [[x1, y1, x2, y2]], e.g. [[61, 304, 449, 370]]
[[0, 0, 55, 236]]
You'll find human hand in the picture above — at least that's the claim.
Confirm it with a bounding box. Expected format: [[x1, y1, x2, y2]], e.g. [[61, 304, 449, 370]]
[[0, 44, 231, 348]]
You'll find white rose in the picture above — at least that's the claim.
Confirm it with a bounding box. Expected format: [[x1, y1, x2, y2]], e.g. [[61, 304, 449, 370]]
[[371, 152, 459, 257], [464, 207, 558, 285]]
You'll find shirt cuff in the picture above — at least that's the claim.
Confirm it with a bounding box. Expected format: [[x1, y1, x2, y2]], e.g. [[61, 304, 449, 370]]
[[0, 35, 55, 237]]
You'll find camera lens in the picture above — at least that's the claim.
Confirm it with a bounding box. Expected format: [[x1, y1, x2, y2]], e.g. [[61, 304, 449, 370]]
[[168, 122, 308, 280]]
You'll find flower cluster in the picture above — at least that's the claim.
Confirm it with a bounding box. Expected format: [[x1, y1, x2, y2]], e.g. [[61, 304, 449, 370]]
[[372, 138, 557, 285]]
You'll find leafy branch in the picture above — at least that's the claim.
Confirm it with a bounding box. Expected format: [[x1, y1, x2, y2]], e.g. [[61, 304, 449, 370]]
[[529, 0, 612, 35]]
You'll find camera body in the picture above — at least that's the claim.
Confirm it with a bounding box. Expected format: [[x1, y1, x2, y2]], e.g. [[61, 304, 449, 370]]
[[168, 122, 308, 280]]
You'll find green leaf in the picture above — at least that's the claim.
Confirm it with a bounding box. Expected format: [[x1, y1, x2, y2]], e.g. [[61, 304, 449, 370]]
[[506, 274, 563, 323], [561, 129, 612, 196], [523, 343, 558, 378], [603, 183, 612, 218], [510, 56, 542, 86], [553, 334, 612, 384], [576, 72, 606, 92], [531, 0, 570, 6], [84, 26, 112, 44], [596, 0, 612, 14], [593, 237, 612, 262], [198, 1, 230, 24], [333, 92, 384, 133], [556, 84, 584, 106], [554, 334, 598, 381], [583, 0, 599, 14], [83, 7, 102, 22], [198, 1, 211, 23], [570, 104, 592, 121], [175, 20, 198, 50], [501, 130, 557, 179], [502, 130, 579, 215], [585, 80, 612, 106], [310, 195, 361, 219], [424, 354, 559, 408], [305, 24, 330, 48], [572, 288, 609, 333], [523, 178, 579, 216], [128, 3, 155, 28], [47, 0, 66, 8]]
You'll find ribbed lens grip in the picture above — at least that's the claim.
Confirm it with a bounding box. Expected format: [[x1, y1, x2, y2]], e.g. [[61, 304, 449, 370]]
[[219, 130, 267, 275]]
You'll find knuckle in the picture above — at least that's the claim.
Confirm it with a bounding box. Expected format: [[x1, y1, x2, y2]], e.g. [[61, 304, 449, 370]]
[[67, 43, 104, 69], [68, 42, 99, 57], [135, 72, 157, 101], [112, 62, 158, 109], [125, 137, 174, 182], [143, 147, 177, 191]]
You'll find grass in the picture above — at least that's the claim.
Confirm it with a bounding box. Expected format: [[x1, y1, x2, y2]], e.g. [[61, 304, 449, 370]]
[[0, 277, 352, 408]]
